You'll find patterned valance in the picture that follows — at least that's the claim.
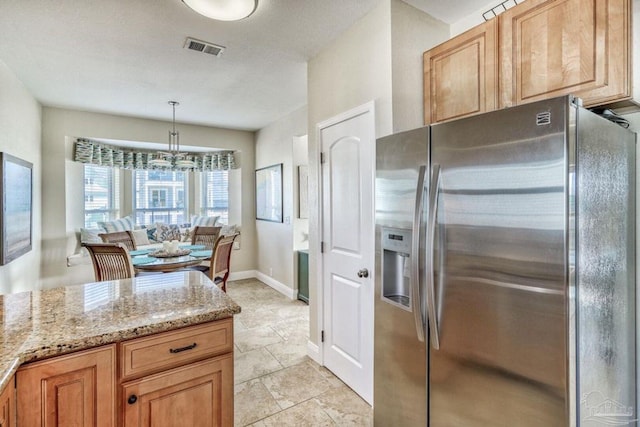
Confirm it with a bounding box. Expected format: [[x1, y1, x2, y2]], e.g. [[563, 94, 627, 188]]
[[74, 138, 237, 171]]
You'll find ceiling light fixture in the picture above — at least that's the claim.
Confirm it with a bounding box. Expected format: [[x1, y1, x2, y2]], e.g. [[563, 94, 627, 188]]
[[148, 101, 196, 169], [182, 0, 258, 21]]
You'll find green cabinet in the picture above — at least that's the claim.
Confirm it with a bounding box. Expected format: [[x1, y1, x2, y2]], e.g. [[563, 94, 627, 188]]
[[297, 250, 309, 304]]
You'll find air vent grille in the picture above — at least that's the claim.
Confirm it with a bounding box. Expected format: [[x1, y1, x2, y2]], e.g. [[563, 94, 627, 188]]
[[483, 0, 521, 21], [184, 37, 225, 57], [536, 112, 551, 126]]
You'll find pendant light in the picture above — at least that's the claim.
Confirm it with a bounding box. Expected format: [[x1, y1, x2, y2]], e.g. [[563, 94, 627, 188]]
[[148, 101, 196, 170]]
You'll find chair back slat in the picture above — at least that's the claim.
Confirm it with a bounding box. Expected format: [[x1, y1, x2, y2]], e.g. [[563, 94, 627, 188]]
[[83, 243, 135, 281], [99, 231, 137, 251], [191, 226, 222, 250], [209, 233, 239, 292]]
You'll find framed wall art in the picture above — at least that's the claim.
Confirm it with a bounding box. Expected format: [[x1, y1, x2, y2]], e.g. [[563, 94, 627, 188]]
[[256, 163, 283, 222], [297, 165, 308, 219], [0, 153, 33, 265]]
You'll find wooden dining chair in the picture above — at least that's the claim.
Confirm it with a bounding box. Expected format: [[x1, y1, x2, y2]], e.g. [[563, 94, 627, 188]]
[[83, 243, 135, 281], [208, 233, 239, 292], [98, 230, 137, 251], [191, 226, 222, 249]]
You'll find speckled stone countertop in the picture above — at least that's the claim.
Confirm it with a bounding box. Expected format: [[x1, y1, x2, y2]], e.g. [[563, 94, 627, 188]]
[[0, 271, 241, 393]]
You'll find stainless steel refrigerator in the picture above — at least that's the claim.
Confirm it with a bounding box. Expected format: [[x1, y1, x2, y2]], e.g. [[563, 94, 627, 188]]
[[374, 95, 636, 426]]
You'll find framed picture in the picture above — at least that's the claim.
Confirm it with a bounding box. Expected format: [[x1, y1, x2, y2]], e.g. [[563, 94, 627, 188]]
[[0, 153, 33, 265], [297, 165, 308, 219], [256, 163, 283, 222]]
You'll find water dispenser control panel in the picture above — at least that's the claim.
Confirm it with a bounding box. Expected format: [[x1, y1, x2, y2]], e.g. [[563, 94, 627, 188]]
[[382, 228, 411, 254], [381, 227, 412, 311]]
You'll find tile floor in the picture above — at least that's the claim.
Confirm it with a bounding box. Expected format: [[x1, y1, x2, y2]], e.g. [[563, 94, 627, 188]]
[[227, 278, 373, 426]]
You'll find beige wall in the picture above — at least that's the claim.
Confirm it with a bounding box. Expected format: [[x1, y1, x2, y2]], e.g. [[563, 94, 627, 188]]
[[307, 0, 448, 347], [40, 107, 256, 288], [0, 60, 42, 294], [391, 0, 448, 132], [255, 106, 308, 292], [308, 0, 393, 345]]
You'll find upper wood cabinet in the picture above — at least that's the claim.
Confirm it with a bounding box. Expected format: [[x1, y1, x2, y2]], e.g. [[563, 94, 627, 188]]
[[16, 345, 116, 427], [423, 0, 635, 123], [500, 0, 631, 108], [423, 19, 498, 124]]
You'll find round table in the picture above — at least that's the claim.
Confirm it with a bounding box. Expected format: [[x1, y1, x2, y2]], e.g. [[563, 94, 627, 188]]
[[133, 255, 205, 273]]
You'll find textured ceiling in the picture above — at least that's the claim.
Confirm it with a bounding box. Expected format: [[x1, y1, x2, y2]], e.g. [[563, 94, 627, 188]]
[[0, 0, 490, 131]]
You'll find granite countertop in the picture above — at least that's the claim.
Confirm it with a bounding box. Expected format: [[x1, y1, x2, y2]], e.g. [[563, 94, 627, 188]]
[[0, 271, 241, 393]]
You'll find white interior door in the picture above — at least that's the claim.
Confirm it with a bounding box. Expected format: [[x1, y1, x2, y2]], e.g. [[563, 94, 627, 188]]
[[320, 102, 375, 404]]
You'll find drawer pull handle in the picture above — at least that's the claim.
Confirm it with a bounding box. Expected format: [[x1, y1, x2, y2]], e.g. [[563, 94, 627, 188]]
[[128, 395, 137, 405], [169, 342, 197, 354]]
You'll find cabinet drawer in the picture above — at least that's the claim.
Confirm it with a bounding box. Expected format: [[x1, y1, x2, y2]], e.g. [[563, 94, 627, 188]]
[[120, 319, 233, 379]]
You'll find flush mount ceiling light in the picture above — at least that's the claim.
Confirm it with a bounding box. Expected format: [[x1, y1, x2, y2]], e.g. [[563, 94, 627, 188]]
[[148, 101, 196, 170], [182, 0, 258, 21]]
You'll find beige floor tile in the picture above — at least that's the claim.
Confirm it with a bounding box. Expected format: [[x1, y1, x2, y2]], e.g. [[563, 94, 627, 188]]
[[274, 303, 309, 319], [227, 279, 373, 426], [271, 317, 309, 340], [236, 307, 283, 329], [234, 347, 283, 384], [261, 361, 332, 409], [305, 359, 348, 388], [234, 316, 249, 333], [259, 400, 335, 427], [266, 335, 310, 367], [235, 326, 283, 353], [315, 385, 373, 426], [234, 379, 281, 427]]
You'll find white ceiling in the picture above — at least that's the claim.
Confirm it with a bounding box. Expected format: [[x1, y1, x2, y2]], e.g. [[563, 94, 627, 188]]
[[0, 0, 491, 131]]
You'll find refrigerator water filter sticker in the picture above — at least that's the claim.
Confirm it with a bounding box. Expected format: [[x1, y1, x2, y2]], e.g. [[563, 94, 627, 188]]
[[402, 254, 410, 279]]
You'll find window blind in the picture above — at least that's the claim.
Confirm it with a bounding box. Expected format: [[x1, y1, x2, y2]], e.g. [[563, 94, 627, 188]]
[[201, 170, 229, 224], [133, 170, 188, 225], [84, 164, 120, 228]]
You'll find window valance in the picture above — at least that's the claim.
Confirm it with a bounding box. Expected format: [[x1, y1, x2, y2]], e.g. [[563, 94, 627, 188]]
[[74, 138, 237, 171]]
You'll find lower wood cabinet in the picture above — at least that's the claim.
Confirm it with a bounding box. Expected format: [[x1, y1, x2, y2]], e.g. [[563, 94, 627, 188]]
[[16, 345, 117, 426], [12, 319, 234, 427], [0, 376, 15, 427], [122, 354, 233, 427]]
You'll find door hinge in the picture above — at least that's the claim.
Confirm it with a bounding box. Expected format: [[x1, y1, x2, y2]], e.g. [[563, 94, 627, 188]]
[[320, 241, 325, 253], [321, 330, 325, 342], [320, 152, 326, 164]]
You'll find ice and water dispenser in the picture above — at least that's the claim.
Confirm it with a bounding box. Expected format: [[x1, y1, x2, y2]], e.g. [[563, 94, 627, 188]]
[[381, 227, 412, 311]]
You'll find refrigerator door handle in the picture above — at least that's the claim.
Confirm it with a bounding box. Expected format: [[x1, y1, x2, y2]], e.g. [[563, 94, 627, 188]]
[[426, 164, 441, 350], [410, 165, 427, 342]]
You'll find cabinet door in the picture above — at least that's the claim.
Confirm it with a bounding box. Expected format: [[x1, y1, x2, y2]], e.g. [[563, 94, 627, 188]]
[[423, 19, 498, 124], [499, 0, 631, 108], [17, 345, 116, 427], [122, 354, 233, 427], [0, 377, 15, 427]]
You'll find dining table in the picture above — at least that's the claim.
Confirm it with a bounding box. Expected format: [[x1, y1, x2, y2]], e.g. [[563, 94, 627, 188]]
[[129, 244, 213, 273]]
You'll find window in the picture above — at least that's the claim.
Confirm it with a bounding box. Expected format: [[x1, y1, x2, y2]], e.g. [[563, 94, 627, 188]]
[[201, 170, 229, 224], [133, 170, 187, 225], [84, 164, 120, 228]]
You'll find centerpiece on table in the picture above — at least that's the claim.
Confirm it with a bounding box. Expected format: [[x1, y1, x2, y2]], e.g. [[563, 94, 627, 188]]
[[150, 240, 191, 258]]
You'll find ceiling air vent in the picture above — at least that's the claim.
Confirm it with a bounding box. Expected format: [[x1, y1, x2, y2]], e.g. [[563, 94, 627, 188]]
[[184, 37, 225, 57]]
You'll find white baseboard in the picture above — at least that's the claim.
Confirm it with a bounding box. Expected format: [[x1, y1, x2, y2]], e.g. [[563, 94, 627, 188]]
[[307, 340, 322, 364], [255, 271, 296, 299]]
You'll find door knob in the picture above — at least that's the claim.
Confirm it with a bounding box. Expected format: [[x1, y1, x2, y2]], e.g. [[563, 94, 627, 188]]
[[357, 268, 369, 278]]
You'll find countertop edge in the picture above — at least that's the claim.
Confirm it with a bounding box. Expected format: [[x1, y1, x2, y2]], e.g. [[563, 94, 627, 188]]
[[0, 305, 241, 395]]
